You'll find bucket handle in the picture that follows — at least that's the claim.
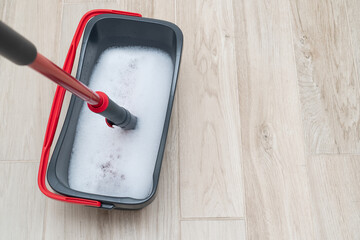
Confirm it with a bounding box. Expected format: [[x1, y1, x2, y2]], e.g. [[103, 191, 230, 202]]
[[38, 9, 142, 208]]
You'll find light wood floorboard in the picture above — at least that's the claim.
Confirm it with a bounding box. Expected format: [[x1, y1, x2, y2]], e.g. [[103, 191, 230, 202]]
[[346, 0, 360, 81], [233, 0, 316, 238], [307, 155, 360, 239], [177, 0, 245, 218], [181, 220, 246, 240], [290, 0, 360, 154], [0, 163, 46, 240]]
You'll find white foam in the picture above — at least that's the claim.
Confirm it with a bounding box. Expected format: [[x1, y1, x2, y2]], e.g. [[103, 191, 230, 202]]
[[68, 46, 173, 199]]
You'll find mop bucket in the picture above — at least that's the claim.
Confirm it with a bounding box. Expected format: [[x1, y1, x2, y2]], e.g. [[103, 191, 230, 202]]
[[39, 9, 183, 209]]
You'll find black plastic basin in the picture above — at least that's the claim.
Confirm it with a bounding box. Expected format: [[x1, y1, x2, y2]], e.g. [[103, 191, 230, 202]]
[[47, 14, 183, 210]]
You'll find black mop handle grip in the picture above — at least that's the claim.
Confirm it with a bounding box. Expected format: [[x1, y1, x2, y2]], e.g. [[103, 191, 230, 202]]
[[88, 91, 137, 130], [102, 98, 138, 130], [0, 21, 37, 65]]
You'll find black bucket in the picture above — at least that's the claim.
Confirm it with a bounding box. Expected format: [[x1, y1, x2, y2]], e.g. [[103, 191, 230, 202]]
[[47, 14, 183, 210]]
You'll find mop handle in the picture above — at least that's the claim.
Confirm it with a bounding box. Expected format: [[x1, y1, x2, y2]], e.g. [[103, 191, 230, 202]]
[[0, 21, 137, 129]]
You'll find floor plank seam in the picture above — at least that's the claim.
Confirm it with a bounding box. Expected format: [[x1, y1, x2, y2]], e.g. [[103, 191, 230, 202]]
[[181, 217, 245, 221], [0, 160, 39, 163], [62, 2, 88, 5], [286, 0, 309, 158], [174, 1, 181, 239], [1, 0, 7, 20], [230, 0, 248, 237], [311, 153, 360, 157], [231, 0, 249, 237], [40, 2, 63, 238], [41, 199, 48, 240], [58, 0, 65, 65], [343, 0, 360, 89]]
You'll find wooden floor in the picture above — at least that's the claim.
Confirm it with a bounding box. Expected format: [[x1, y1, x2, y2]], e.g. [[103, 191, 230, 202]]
[[1, 0, 360, 239]]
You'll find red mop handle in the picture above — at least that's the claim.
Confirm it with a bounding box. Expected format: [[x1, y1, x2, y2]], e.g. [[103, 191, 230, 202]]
[[30, 51, 138, 129], [0, 20, 137, 130], [0, 21, 100, 104], [29, 52, 138, 129], [29, 53, 101, 105], [0, 21, 100, 105], [0, 20, 100, 105]]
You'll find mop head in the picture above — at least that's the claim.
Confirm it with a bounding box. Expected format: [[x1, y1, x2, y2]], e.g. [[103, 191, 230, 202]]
[[68, 46, 173, 199]]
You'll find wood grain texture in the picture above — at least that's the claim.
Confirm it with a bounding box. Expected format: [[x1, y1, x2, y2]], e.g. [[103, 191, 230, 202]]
[[233, 0, 316, 238], [181, 220, 246, 240], [346, 0, 360, 144], [290, 0, 360, 154], [177, 0, 244, 218], [61, 1, 174, 22], [308, 155, 360, 239], [0, 163, 46, 240], [0, 0, 61, 161], [2, 0, 360, 239]]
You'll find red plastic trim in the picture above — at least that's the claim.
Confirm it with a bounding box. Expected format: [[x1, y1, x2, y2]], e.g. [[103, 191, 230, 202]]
[[105, 119, 114, 128], [38, 9, 142, 208], [87, 91, 109, 113]]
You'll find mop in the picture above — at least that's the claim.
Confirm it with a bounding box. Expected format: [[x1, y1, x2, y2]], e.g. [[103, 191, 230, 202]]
[[0, 21, 137, 130]]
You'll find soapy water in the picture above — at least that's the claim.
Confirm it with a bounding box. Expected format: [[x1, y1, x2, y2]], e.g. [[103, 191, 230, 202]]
[[68, 46, 174, 199]]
